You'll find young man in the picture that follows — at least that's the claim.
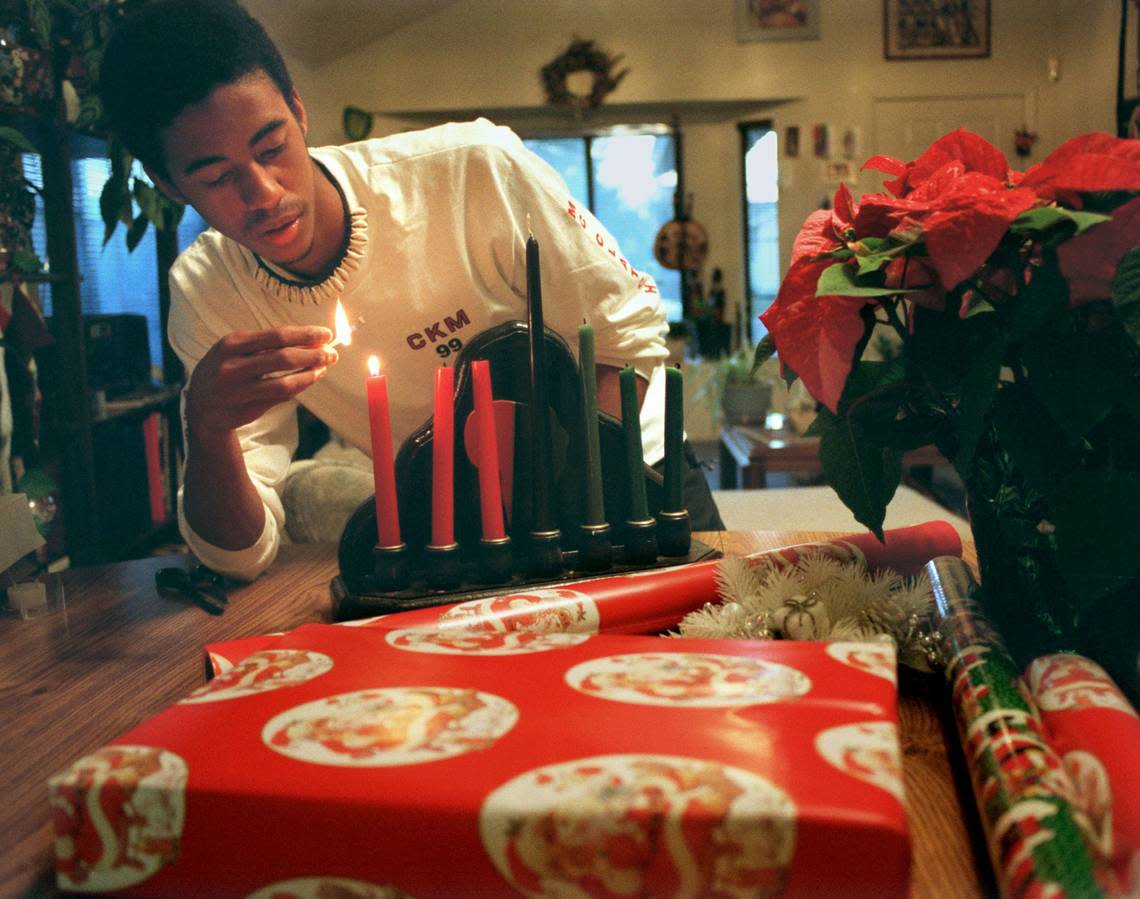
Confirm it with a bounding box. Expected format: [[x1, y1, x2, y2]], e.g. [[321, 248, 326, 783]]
[[100, 0, 721, 580]]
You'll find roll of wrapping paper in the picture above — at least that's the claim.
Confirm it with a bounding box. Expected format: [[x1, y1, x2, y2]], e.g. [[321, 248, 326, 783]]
[[1025, 653, 1140, 892], [205, 522, 963, 676], [926, 556, 1108, 898]]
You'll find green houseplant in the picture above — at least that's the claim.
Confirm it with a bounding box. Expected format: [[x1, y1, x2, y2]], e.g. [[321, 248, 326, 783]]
[[715, 346, 773, 423], [757, 129, 1140, 698]]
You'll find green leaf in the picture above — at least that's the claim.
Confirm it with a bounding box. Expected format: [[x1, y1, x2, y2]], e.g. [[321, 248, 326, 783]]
[[1010, 206, 1110, 237], [853, 238, 919, 277], [816, 262, 918, 298], [132, 181, 161, 227], [99, 176, 127, 244], [753, 334, 776, 369], [1111, 247, 1140, 346], [1010, 252, 1069, 337], [1049, 471, 1140, 605], [26, 0, 52, 49], [125, 214, 149, 252], [1024, 313, 1138, 440], [951, 320, 1005, 472], [0, 126, 38, 154], [990, 384, 1079, 491], [10, 248, 43, 274], [812, 404, 902, 540]]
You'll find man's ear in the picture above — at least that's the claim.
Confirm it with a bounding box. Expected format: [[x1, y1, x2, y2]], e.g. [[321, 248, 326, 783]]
[[289, 89, 308, 138], [145, 164, 189, 205]]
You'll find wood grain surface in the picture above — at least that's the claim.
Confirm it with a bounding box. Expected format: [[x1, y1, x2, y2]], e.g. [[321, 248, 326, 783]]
[[0, 532, 989, 897]]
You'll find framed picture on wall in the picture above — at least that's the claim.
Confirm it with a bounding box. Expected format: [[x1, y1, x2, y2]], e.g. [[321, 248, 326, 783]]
[[883, 0, 991, 60], [736, 0, 821, 42]]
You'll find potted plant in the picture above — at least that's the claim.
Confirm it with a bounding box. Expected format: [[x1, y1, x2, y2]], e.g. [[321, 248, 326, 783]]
[[711, 346, 773, 424], [757, 129, 1140, 700]]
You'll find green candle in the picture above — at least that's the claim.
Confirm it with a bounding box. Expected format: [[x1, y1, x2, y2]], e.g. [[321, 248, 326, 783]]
[[579, 324, 605, 525], [619, 365, 649, 520], [663, 364, 684, 512]]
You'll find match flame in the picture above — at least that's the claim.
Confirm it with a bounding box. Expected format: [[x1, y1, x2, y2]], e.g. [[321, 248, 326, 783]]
[[367, 354, 381, 378], [333, 299, 352, 347]]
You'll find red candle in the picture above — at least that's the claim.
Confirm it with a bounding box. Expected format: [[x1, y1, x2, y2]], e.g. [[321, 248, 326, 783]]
[[432, 365, 455, 546], [366, 355, 402, 547], [472, 360, 506, 540]]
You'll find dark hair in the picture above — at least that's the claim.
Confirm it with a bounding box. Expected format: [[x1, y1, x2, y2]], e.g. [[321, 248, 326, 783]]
[[99, 0, 294, 178]]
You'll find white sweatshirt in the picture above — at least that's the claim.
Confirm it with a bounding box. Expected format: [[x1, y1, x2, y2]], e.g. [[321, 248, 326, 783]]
[[168, 119, 668, 580]]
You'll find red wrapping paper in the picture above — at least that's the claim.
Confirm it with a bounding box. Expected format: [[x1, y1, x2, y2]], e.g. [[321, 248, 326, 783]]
[[50, 627, 909, 897], [1026, 653, 1140, 893], [206, 521, 963, 676]]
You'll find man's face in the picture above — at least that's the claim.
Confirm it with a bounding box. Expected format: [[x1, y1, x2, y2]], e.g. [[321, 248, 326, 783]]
[[154, 70, 324, 273]]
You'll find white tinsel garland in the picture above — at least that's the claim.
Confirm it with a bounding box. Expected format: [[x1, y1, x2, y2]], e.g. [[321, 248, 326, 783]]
[[672, 554, 938, 671]]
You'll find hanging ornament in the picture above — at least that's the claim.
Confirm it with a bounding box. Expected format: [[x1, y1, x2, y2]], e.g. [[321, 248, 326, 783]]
[[772, 590, 829, 640]]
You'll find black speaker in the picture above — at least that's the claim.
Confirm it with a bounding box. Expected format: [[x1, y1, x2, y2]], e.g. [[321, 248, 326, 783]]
[[83, 314, 153, 398]]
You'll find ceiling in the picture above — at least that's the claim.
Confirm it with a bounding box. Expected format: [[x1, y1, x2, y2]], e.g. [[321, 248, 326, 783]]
[[241, 0, 461, 69]]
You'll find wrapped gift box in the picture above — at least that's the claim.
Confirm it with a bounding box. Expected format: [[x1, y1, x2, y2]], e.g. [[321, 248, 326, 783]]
[[51, 627, 909, 897]]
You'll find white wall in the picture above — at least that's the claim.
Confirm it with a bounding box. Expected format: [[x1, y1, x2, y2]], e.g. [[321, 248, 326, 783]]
[[295, 0, 1123, 336]]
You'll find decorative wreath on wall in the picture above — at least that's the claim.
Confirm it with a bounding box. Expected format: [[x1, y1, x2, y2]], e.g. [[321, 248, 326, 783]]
[[540, 39, 629, 111]]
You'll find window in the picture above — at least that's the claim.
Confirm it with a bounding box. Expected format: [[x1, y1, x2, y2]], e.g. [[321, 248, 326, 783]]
[[524, 129, 683, 322], [24, 136, 207, 375], [740, 123, 780, 343]]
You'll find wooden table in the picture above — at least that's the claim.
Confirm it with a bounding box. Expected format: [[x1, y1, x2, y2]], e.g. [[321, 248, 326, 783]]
[[0, 533, 991, 897], [720, 424, 948, 489]]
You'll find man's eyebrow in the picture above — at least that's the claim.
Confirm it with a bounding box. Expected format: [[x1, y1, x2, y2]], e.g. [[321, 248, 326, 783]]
[[182, 119, 288, 176]]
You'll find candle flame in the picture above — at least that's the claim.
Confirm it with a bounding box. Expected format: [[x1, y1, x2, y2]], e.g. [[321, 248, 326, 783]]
[[367, 354, 381, 378], [333, 300, 352, 347], [526, 212, 532, 238]]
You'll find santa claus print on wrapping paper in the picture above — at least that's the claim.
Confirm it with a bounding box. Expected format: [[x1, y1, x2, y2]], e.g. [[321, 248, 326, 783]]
[[565, 652, 812, 707], [480, 753, 797, 898], [262, 686, 518, 767], [180, 649, 333, 704], [385, 587, 601, 655], [49, 745, 188, 892]]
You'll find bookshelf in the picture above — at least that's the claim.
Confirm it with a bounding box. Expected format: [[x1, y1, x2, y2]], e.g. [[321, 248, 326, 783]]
[[2, 31, 184, 565]]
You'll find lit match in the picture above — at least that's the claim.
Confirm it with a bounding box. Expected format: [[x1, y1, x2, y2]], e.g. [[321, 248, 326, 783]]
[[328, 299, 354, 349]]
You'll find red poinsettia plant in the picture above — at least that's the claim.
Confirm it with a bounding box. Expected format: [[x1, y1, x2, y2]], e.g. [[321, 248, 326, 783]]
[[757, 130, 1140, 679]]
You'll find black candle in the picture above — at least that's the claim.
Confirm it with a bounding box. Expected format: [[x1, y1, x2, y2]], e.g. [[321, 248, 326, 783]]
[[663, 364, 684, 512], [526, 223, 553, 531]]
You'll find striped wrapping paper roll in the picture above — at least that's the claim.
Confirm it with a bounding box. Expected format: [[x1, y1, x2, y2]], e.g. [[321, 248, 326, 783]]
[[926, 556, 1109, 898], [1026, 654, 1140, 894]]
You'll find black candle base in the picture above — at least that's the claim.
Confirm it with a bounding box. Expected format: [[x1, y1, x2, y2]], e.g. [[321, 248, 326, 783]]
[[528, 529, 564, 577], [576, 522, 612, 572], [373, 543, 410, 592], [425, 543, 462, 590], [479, 536, 514, 584], [656, 509, 691, 558], [623, 517, 658, 566]]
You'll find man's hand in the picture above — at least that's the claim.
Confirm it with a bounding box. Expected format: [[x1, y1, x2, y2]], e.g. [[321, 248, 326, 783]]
[[185, 326, 337, 440], [181, 325, 337, 553]]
